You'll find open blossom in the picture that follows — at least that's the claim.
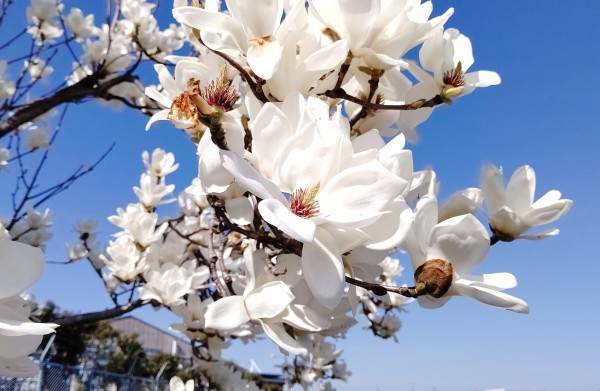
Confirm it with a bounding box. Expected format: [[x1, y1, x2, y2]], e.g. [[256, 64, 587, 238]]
[[142, 148, 179, 178], [0, 61, 15, 100], [144, 55, 238, 136], [65, 7, 96, 40], [174, 0, 290, 80], [102, 236, 146, 283], [220, 93, 409, 309], [309, 0, 453, 70], [0, 224, 58, 377], [26, 0, 64, 45], [25, 125, 50, 151], [403, 195, 529, 313], [108, 203, 167, 248], [138, 260, 207, 306], [481, 164, 572, 241], [398, 28, 500, 138], [26, 58, 53, 81], [133, 173, 176, 209]]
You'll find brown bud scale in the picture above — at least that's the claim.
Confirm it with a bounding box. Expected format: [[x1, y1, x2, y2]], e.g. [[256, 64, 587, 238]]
[[414, 259, 453, 298]]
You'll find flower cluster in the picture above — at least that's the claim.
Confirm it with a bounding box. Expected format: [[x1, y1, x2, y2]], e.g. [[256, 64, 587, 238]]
[[1, 0, 572, 387], [130, 0, 573, 387]]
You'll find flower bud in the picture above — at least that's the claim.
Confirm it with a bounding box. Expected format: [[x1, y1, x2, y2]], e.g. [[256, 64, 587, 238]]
[[414, 259, 453, 298]]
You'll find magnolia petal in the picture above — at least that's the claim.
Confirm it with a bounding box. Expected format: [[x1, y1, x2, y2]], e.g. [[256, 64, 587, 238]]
[[518, 228, 560, 240], [247, 39, 283, 80], [453, 281, 529, 313], [352, 129, 385, 153], [260, 320, 308, 356], [204, 296, 250, 330], [0, 240, 44, 299], [225, 196, 254, 226], [0, 333, 42, 360], [302, 39, 349, 73], [145, 109, 169, 130], [251, 103, 293, 175], [198, 135, 235, 194], [173, 6, 246, 50], [417, 295, 452, 310], [531, 189, 562, 207], [364, 197, 412, 250], [276, 304, 331, 332], [459, 272, 517, 290], [0, 305, 58, 336], [402, 195, 437, 267], [464, 70, 501, 87], [258, 199, 316, 243], [220, 150, 287, 204], [227, 0, 283, 38], [427, 214, 489, 273], [505, 165, 536, 215], [0, 356, 39, 377], [491, 206, 524, 236], [318, 161, 407, 226], [302, 228, 344, 309], [522, 199, 572, 227], [438, 188, 483, 222], [481, 164, 506, 215], [245, 281, 294, 320]]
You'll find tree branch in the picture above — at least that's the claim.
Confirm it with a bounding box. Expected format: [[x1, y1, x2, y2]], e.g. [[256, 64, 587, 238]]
[[54, 299, 151, 327], [0, 71, 138, 139]]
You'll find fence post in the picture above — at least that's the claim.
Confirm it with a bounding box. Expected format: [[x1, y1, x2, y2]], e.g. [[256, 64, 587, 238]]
[[35, 334, 55, 391], [154, 362, 168, 391]]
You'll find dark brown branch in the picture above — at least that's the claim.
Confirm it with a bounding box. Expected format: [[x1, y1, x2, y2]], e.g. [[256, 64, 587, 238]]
[[345, 276, 424, 298], [207, 195, 303, 257], [325, 87, 445, 112], [349, 70, 382, 129], [54, 299, 150, 327], [0, 71, 138, 139]]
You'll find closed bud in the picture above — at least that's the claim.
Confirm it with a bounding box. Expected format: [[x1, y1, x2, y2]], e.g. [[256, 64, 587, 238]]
[[414, 259, 453, 298]]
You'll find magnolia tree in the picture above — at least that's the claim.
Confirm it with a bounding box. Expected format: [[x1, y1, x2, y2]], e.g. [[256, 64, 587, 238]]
[[0, 0, 573, 389]]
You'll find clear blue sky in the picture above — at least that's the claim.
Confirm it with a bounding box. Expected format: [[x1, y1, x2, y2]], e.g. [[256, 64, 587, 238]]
[[1, 1, 599, 390]]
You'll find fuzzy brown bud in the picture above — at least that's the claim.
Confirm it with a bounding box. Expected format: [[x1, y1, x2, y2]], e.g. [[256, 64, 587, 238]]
[[414, 259, 453, 298]]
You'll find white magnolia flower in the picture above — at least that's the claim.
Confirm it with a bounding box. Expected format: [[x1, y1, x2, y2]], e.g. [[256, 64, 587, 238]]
[[108, 203, 167, 248], [142, 149, 179, 177], [309, 0, 453, 70], [139, 261, 200, 306], [24, 207, 52, 230], [481, 164, 572, 241], [398, 28, 500, 137], [133, 173, 176, 209], [26, 0, 63, 44], [403, 195, 529, 313], [26, 58, 53, 81], [0, 61, 16, 100], [169, 376, 194, 391], [65, 8, 96, 40], [438, 187, 483, 222], [82, 26, 134, 73], [204, 257, 295, 331], [0, 147, 9, 171], [419, 28, 501, 98], [25, 125, 50, 151], [102, 236, 146, 283], [145, 55, 237, 134], [0, 224, 58, 377], [221, 94, 408, 308], [174, 0, 290, 80]]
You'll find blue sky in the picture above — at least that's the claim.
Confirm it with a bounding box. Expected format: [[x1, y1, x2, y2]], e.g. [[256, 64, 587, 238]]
[[1, 1, 599, 390]]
